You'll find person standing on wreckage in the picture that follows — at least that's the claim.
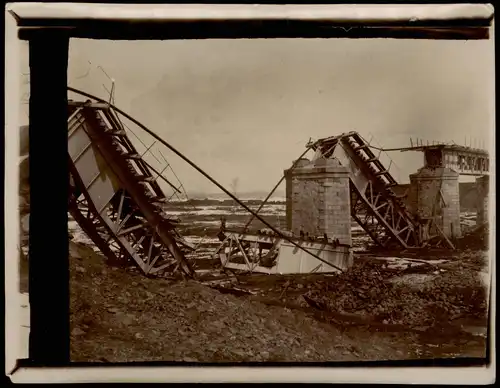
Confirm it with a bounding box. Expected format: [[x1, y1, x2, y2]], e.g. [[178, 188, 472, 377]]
[[217, 216, 227, 241]]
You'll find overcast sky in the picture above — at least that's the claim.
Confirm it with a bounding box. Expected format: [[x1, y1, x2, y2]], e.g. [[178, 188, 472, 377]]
[[19, 37, 494, 196]]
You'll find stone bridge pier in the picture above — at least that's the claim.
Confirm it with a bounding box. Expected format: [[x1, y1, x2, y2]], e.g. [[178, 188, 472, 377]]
[[284, 157, 351, 246], [408, 166, 461, 239]]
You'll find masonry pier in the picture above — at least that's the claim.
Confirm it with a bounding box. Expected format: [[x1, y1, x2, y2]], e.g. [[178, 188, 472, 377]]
[[285, 157, 352, 246], [408, 167, 461, 240]]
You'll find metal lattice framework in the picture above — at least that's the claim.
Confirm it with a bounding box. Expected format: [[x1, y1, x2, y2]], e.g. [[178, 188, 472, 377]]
[[67, 100, 195, 277], [310, 131, 453, 249], [215, 228, 352, 274], [389, 140, 490, 177]]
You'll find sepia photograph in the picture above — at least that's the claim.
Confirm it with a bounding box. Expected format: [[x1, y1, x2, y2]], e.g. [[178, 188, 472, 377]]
[[6, 2, 495, 384]]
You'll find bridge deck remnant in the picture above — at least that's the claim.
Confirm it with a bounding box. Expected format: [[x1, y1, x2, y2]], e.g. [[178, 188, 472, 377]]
[[388, 143, 489, 177]]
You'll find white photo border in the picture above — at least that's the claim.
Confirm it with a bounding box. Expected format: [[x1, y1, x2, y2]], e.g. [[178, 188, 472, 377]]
[[4, 2, 496, 384]]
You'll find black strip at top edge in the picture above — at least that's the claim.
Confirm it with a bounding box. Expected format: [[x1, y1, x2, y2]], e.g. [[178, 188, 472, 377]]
[[15, 16, 494, 28], [18, 21, 491, 41]]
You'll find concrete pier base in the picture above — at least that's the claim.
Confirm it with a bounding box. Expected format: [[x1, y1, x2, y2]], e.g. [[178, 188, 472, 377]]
[[408, 167, 461, 239]]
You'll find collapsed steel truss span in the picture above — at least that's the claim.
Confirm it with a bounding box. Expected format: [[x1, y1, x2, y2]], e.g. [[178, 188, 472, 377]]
[[67, 100, 195, 277], [66, 89, 356, 279], [310, 131, 452, 249], [66, 90, 467, 281]]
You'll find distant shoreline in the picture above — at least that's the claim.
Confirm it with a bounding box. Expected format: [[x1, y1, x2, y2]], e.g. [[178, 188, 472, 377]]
[[185, 192, 286, 202], [169, 198, 285, 206]]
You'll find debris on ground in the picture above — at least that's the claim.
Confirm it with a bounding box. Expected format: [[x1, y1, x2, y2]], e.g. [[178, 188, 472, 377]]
[[68, 235, 489, 362], [70, 240, 430, 363], [302, 253, 488, 328]]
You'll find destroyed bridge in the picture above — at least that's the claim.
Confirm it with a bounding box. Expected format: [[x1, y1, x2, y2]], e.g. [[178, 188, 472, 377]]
[[63, 88, 490, 280]]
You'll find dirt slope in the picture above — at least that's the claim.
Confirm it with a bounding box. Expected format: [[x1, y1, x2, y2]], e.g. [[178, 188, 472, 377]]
[[70, 242, 419, 363]]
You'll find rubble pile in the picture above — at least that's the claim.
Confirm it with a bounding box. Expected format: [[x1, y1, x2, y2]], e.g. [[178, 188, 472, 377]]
[[70, 241, 410, 363], [303, 258, 488, 328]]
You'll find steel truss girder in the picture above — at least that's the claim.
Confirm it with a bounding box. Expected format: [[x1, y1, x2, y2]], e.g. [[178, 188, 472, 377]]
[[97, 108, 167, 199], [349, 181, 418, 248], [439, 148, 489, 176], [68, 102, 195, 277], [217, 232, 281, 273], [69, 155, 184, 275], [69, 169, 122, 265]]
